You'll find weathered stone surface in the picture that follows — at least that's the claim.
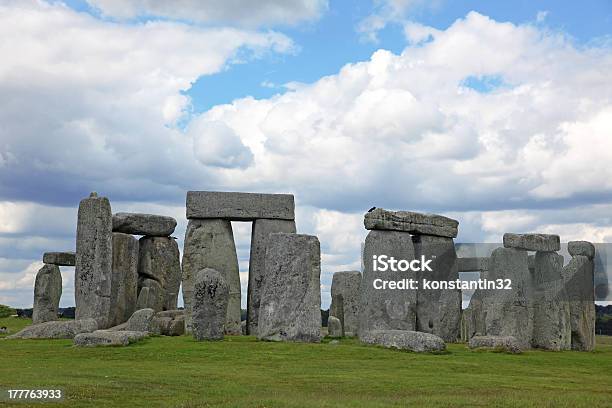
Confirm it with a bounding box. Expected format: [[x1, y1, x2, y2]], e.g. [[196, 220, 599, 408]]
[[138, 236, 181, 311], [74, 330, 148, 347], [258, 233, 321, 343], [109, 233, 139, 327], [532, 251, 571, 351], [464, 289, 485, 340], [568, 241, 595, 259], [503, 233, 560, 252], [136, 279, 164, 311], [562, 254, 595, 351], [247, 218, 296, 335], [457, 257, 489, 272], [360, 330, 446, 352], [414, 235, 461, 342], [182, 219, 241, 335], [155, 309, 184, 319], [330, 271, 361, 337], [364, 208, 458, 238], [75, 192, 113, 329], [32, 264, 62, 324], [126, 308, 160, 334], [112, 212, 176, 236], [241, 320, 247, 335], [482, 247, 533, 349], [192, 268, 229, 341], [168, 315, 185, 336], [42, 252, 75, 266], [468, 335, 522, 354], [186, 191, 295, 220], [328, 316, 342, 338], [6, 318, 97, 339], [106, 322, 128, 332]]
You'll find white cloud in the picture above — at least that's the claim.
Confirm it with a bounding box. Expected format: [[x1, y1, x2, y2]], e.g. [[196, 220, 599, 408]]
[[536, 10, 548, 23]]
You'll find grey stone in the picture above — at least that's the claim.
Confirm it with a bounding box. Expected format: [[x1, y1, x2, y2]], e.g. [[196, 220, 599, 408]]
[[192, 268, 229, 341], [136, 279, 164, 311], [360, 330, 446, 352], [155, 309, 184, 319], [364, 208, 458, 238], [75, 192, 113, 329], [182, 219, 241, 335], [106, 322, 128, 331], [562, 255, 595, 351], [482, 247, 533, 349], [32, 264, 62, 324], [247, 218, 296, 336], [153, 311, 185, 336], [168, 315, 185, 336], [126, 308, 160, 334], [568, 241, 595, 259], [413, 235, 461, 342], [531, 251, 571, 351], [109, 233, 139, 327], [330, 271, 361, 337], [359, 230, 417, 337], [464, 289, 485, 340], [257, 233, 321, 343], [42, 252, 75, 266], [74, 330, 148, 347], [327, 316, 342, 338], [457, 257, 489, 272], [503, 233, 560, 252], [138, 236, 181, 311], [241, 320, 247, 335], [186, 191, 295, 220], [6, 318, 98, 339], [112, 212, 176, 236], [528, 254, 535, 273], [468, 335, 522, 354]]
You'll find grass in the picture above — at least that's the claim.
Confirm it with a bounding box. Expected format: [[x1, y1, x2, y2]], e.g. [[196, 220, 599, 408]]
[[1, 317, 611, 408]]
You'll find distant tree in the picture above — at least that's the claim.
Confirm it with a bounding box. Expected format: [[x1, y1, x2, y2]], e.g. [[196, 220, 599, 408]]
[[321, 309, 329, 327], [0, 304, 15, 318]]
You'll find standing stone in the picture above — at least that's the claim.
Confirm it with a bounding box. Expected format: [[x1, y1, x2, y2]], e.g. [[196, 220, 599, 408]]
[[32, 264, 62, 324], [138, 236, 181, 311], [413, 234, 461, 342], [136, 279, 164, 311], [109, 233, 139, 326], [568, 241, 596, 259], [75, 192, 113, 329], [327, 316, 342, 338], [482, 247, 533, 349], [247, 218, 296, 335], [112, 212, 176, 236], [532, 251, 571, 350], [464, 288, 485, 340], [192, 268, 229, 341], [258, 233, 321, 343], [330, 271, 361, 337], [563, 252, 595, 351], [182, 219, 241, 334], [359, 230, 417, 336]]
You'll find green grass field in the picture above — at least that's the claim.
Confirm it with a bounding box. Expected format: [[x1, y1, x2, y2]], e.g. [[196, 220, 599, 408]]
[[1, 317, 611, 408]]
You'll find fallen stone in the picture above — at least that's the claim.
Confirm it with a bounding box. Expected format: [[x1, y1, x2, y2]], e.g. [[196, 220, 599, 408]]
[[360, 330, 446, 353], [167, 315, 185, 336], [75, 192, 113, 329], [182, 219, 241, 335], [138, 236, 181, 311], [562, 254, 596, 351], [258, 233, 321, 343], [126, 308, 160, 334], [186, 191, 295, 220], [468, 335, 522, 354], [364, 208, 458, 238], [330, 271, 361, 337], [192, 268, 229, 341], [568, 241, 595, 259], [42, 252, 75, 266], [155, 309, 184, 319], [109, 232, 139, 327], [503, 233, 560, 252], [112, 212, 176, 236], [328, 316, 342, 338], [74, 330, 148, 347], [247, 218, 296, 336], [32, 264, 62, 325], [457, 257, 489, 272], [6, 319, 98, 339], [106, 322, 128, 332]]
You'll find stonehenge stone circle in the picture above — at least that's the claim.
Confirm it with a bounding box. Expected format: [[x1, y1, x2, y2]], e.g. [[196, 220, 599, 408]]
[[503, 233, 561, 252], [110, 232, 139, 326], [360, 330, 446, 352], [258, 233, 321, 343], [126, 308, 160, 334], [360, 230, 417, 336], [74, 330, 148, 347], [7, 319, 98, 339], [136, 279, 164, 311], [468, 335, 522, 354], [568, 241, 595, 259], [32, 264, 62, 324], [330, 271, 361, 337], [247, 218, 296, 335], [75, 192, 113, 329], [138, 236, 181, 311], [186, 191, 295, 220], [192, 268, 229, 341], [182, 218, 241, 335], [327, 316, 343, 338], [364, 208, 458, 238], [43, 252, 75, 266], [112, 212, 177, 236]]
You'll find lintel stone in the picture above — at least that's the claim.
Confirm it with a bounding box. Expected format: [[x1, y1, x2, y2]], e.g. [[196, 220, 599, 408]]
[[503, 233, 560, 252], [364, 208, 458, 238], [186, 191, 295, 220]]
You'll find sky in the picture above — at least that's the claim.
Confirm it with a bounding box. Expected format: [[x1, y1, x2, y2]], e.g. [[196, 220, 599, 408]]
[[1, 0, 611, 309]]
